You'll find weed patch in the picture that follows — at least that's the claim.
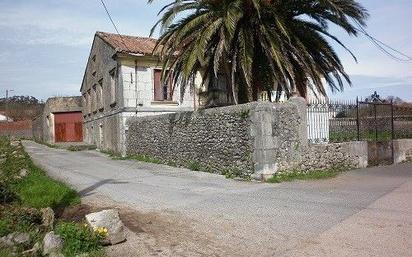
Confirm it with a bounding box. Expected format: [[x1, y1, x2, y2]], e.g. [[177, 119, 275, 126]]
[[67, 145, 97, 152], [56, 222, 103, 257], [267, 167, 344, 183]]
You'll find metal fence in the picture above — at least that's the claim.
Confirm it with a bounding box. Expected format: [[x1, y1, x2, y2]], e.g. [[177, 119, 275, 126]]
[[307, 99, 412, 144]]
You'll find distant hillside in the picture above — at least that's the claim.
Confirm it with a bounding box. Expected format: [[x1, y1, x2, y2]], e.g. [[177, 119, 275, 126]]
[[0, 96, 44, 121]]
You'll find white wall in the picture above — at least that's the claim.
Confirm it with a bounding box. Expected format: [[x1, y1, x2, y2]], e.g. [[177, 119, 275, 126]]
[[120, 61, 195, 109]]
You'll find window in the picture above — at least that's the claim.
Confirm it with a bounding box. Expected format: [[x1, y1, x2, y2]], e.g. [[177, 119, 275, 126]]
[[92, 85, 97, 112], [109, 69, 117, 105], [82, 94, 87, 113], [98, 79, 103, 110], [92, 55, 96, 62], [154, 69, 172, 101], [87, 90, 91, 114]]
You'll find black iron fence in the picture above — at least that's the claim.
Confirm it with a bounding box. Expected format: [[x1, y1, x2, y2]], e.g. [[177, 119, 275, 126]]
[[307, 99, 412, 144]]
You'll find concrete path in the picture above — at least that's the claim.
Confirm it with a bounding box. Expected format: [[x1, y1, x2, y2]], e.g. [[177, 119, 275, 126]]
[[23, 141, 412, 257]]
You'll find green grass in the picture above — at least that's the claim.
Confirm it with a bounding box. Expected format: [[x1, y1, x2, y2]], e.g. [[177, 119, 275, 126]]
[[56, 222, 103, 257], [0, 137, 101, 256], [0, 137, 80, 210], [267, 168, 343, 183], [13, 164, 80, 209]]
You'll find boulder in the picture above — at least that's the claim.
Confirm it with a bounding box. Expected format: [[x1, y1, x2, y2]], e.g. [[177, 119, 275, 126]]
[[41, 207, 55, 231], [43, 231, 64, 255], [85, 209, 126, 245]]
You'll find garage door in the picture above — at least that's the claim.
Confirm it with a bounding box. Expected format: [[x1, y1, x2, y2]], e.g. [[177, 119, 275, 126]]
[[54, 112, 83, 142]]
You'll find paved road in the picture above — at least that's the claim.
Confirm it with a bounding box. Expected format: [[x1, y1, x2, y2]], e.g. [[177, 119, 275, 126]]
[[24, 141, 412, 257]]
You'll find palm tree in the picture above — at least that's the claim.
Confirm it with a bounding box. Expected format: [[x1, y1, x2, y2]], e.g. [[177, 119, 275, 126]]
[[148, 0, 368, 104]]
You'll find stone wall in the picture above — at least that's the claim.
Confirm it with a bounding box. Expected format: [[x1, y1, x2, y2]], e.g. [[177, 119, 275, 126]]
[[297, 142, 368, 172], [127, 103, 255, 176], [127, 99, 306, 179], [393, 139, 412, 163]]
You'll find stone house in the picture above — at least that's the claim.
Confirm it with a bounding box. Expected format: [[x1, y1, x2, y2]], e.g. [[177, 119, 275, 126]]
[[81, 32, 195, 154], [32, 97, 83, 144]]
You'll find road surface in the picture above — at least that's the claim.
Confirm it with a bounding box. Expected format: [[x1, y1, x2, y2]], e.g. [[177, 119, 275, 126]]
[[23, 141, 412, 257]]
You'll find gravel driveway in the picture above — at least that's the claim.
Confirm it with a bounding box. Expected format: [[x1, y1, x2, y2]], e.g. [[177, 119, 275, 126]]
[[23, 141, 412, 257]]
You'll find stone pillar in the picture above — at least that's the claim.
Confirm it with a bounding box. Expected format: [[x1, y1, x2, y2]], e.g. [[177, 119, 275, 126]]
[[250, 103, 277, 180], [250, 98, 308, 180], [289, 96, 308, 149]]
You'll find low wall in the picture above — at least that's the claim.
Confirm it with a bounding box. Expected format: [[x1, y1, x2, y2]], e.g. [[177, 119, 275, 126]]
[[393, 139, 412, 163], [0, 120, 32, 138], [299, 142, 368, 172], [127, 99, 306, 179], [126, 97, 407, 180]]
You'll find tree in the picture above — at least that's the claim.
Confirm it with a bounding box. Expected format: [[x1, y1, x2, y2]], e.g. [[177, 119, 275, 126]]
[[148, 0, 368, 104]]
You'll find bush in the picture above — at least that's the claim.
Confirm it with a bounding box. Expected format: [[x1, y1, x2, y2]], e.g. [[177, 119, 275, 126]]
[[56, 222, 102, 257]]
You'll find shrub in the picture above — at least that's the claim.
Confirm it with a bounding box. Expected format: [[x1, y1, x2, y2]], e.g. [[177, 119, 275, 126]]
[[56, 222, 102, 257]]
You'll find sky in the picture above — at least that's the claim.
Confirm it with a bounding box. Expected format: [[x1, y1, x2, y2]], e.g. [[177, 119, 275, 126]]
[[0, 0, 411, 101]]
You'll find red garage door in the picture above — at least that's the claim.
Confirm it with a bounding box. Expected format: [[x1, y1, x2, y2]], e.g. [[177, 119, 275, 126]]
[[54, 112, 83, 142]]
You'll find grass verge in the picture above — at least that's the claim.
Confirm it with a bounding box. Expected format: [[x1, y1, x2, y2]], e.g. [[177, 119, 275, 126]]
[[267, 167, 344, 183], [0, 137, 101, 257]]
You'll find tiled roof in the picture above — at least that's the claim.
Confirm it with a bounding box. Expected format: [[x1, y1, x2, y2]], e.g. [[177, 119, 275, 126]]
[[96, 31, 158, 55]]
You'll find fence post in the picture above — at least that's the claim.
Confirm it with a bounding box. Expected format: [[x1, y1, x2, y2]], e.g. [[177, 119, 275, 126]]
[[356, 97, 360, 141]]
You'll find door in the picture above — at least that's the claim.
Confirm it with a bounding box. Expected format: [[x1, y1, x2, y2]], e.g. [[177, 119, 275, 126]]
[[54, 112, 83, 142]]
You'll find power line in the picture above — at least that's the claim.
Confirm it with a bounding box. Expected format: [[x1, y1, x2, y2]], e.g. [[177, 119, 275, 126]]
[[353, 20, 412, 62], [98, 0, 132, 53]]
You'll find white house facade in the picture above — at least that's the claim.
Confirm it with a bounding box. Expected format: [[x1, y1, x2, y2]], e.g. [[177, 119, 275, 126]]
[[80, 32, 196, 154]]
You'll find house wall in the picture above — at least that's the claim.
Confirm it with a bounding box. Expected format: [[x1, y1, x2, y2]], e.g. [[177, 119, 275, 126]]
[[119, 58, 195, 109], [32, 97, 82, 143], [81, 35, 195, 153]]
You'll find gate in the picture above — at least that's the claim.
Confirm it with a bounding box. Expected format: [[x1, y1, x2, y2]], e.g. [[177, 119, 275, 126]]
[[357, 100, 394, 166]]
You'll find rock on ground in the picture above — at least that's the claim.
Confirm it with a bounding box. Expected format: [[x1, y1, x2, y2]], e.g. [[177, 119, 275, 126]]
[[19, 168, 28, 177], [43, 231, 64, 255], [41, 207, 55, 231], [0, 232, 30, 247], [85, 209, 126, 245]]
